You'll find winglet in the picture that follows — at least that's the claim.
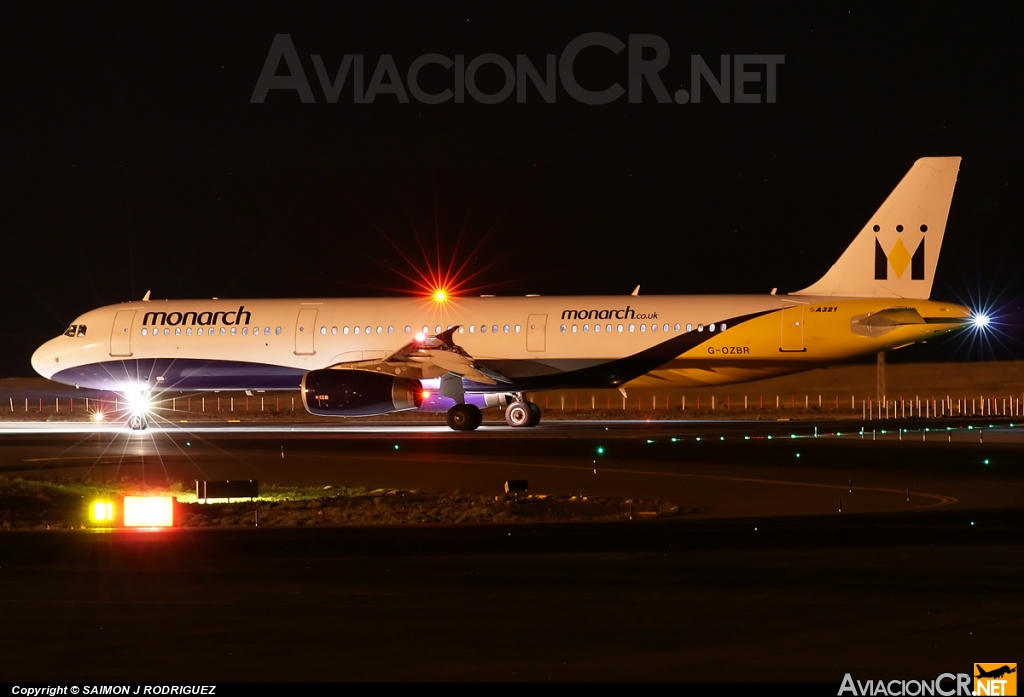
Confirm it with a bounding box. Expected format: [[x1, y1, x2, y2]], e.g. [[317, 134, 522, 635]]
[[142, 290, 151, 302], [631, 285, 640, 296]]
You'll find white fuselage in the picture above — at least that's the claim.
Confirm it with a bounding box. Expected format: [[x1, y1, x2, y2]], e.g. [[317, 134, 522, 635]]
[[31, 293, 971, 394]]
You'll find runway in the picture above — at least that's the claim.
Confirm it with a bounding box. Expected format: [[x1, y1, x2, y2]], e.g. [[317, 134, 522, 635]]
[[0, 419, 1021, 518], [1, 418, 1022, 680]]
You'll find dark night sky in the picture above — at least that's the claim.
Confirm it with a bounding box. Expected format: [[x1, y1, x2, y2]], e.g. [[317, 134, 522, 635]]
[[3, 2, 1022, 376]]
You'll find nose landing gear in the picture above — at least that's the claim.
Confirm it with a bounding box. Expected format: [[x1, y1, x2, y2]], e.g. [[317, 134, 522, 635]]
[[127, 413, 148, 431]]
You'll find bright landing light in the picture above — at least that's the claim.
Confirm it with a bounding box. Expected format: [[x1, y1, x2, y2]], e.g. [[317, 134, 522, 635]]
[[125, 390, 153, 415]]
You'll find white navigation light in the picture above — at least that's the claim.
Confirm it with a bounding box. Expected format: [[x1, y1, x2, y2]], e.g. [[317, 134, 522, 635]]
[[972, 313, 991, 329]]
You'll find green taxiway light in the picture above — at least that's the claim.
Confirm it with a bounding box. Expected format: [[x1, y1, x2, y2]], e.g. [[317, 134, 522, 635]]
[[767, 435, 772, 440], [796, 453, 801, 458], [791, 434, 796, 439], [744, 436, 750, 440], [394, 444, 400, 450], [596, 446, 605, 455], [983, 459, 991, 465], [968, 425, 973, 430], [646, 439, 655, 444], [671, 437, 679, 443], [720, 436, 725, 441], [696, 437, 701, 442]]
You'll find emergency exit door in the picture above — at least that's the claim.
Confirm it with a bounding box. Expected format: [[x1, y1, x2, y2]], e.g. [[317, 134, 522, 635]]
[[110, 310, 135, 357], [294, 308, 318, 355], [779, 305, 806, 352], [527, 314, 547, 352]]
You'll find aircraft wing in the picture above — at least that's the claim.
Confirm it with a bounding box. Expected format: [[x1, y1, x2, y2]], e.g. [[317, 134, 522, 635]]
[[327, 326, 512, 385]]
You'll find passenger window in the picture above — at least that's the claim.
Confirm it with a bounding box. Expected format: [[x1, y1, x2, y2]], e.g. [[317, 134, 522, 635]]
[[697, 324, 703, 332], [651, 324, 657, 333], [571, 325, 578, 333], [594, 324, 601, 333], [265, 327, 270, 335], [354, 326, 360, 334], [459, 326, 465, 333], [231, 327, 237, 335], [77, 326, 87, 337], [254, 327, 260, 335], [640, 324, 646, 332], [343, 326, 349, 334], [686, 324, 692, 332], [320, 327, 326, 335], [64, 325, 77, 337], [376, 326, 383, 334], [617, 324, 623, 333], [583, 324, 589, 332], [162, 328, 169, 336], [175, 328, 181, 336], [559, 325, 565, 333], [276, 327, 282, 335], [709, 323, 716, 332], [503, 325, 509, 333], [435, 326, 441, 334], [142, 328, 148, 336], [365, 326, 371, 335], [483, 325, 489, 333], [675, 323, 681, 332], [469, 325, 475, 333], [197, 328, 203, 336], [220, 327, 226, 335], [721, 323, 727, 331], [492, 325, 498, 333], [187, 328, 192, 336], [388, 326, 394, 334], [606, 324, 612, 333], [515, 325, 521, 333]]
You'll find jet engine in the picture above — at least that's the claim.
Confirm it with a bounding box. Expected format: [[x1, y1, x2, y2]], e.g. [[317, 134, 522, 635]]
[[301, 370, 423, 417]]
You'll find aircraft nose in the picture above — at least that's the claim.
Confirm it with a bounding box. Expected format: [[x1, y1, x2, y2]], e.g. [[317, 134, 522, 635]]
[[31, 339, 57, 378]]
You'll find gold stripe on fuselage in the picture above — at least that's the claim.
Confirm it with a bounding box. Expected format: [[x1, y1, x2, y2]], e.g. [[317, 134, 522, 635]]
[[628, 298, 970, 388]]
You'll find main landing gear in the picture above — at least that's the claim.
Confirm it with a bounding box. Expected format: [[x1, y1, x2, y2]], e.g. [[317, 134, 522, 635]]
[[504, 399, 541, 428], [446, 403, 482, 431]]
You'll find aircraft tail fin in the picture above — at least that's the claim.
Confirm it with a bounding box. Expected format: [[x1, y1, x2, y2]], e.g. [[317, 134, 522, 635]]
[[792, 156, 961, 299]]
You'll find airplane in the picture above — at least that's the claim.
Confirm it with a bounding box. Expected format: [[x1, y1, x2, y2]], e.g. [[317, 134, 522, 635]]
[[31, 156, 983, 431], [976, 666, 1016, 680]]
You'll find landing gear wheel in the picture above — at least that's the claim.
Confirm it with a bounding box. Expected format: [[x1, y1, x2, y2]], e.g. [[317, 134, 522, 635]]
[[127, 413, 148, 431], [505, 402, 532, 427], [526, 401, 541, 427], [446, 403, 482, 431]]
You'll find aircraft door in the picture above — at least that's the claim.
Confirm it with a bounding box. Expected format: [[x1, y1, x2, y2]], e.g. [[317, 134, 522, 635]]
[[779, 305, 806, 352], [110, 310, 135, 357], [527, 314, 547, 352], [294, 308, 318, 355]]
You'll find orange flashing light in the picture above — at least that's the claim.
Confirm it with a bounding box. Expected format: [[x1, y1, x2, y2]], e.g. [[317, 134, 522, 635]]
[[123, 496, 174, 527]]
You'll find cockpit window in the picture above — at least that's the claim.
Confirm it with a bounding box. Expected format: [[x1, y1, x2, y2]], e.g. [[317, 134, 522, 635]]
[[76, 325, 87, 337], [64, 325, 77, 337]]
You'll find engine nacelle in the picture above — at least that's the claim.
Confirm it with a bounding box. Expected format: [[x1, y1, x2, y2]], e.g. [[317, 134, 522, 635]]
[[301, 370, 423, 417]]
